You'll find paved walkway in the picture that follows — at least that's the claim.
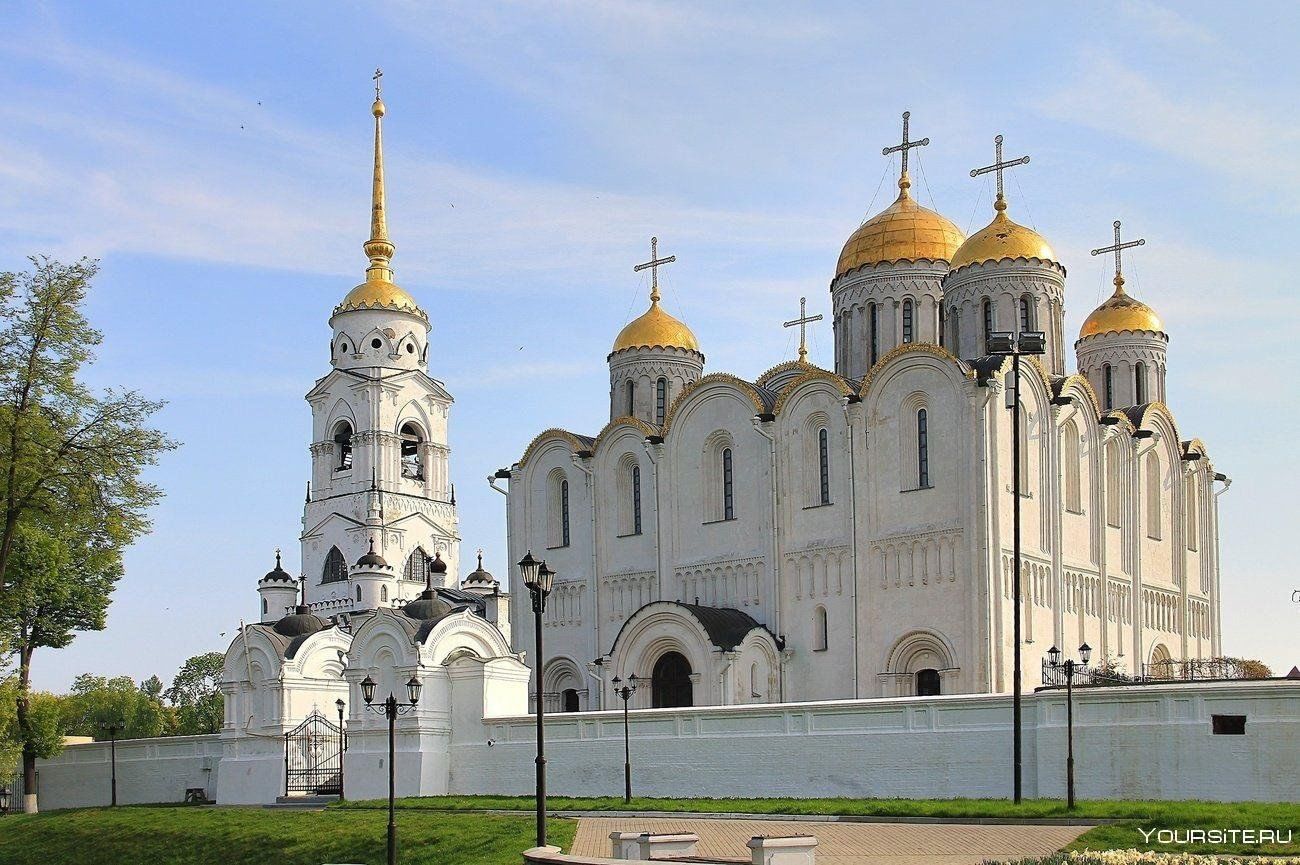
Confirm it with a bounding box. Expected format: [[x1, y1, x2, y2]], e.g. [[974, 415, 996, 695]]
[[571, 816, 1088, 865]]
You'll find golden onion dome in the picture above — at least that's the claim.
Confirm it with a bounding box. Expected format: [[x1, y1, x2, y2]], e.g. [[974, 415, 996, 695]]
[[949, 198, 1056, 271], [612, 298, 699, 353], [836, 174, 965, 277], [1079, 277, 1164, 339], [336, 278, 427, 320]]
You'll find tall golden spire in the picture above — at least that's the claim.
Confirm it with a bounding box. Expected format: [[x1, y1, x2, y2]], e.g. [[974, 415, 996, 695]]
[[364, 67, 395, 282]]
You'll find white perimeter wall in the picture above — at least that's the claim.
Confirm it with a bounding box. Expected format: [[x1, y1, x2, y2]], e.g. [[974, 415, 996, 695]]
[[35, 734, 222, 810], [452, 681, 1299, 803], [33, 681, 1299, 808]]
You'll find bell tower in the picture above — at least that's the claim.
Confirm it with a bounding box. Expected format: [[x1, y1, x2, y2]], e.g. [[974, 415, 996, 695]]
[[301, 71, 460, 612]]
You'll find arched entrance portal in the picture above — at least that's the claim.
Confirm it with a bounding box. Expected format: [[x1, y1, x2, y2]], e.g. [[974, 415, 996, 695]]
[[651, 651, 693, 708], [915, 668, 941, 696]]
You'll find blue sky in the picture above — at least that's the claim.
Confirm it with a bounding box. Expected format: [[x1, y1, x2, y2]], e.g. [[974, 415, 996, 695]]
[[1, 1, 1296, 690]]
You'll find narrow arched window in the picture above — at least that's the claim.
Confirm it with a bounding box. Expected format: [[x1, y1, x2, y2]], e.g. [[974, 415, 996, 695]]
[[1134, 362, 1147, 404], [655, 378, 667, 425], [982, 299, 994, 353], [1106, 441, 1122, 527], [380, 585, 388, 603], [902, 299, 914, 344], [1103, 364, 1114, 410], [625, 380, 635, 417], [356, 585, 362, 602], [949, 308, 960, 355], [261, 597, 268, 615], [868, 302, 879, 366], [1185, 475, 1198, 551], [1063, 422, 1081, 513], [1146, 454, 1162, 540], [1019, 296, 1034, 332], [938, 305, 945, 347], [322, 546, 348, 583], [1016, 405, 1029, 486], [400, 422, 424, 480], [818, 428, 831, 505], [917, 409, 930, 488], [333, 422, 354, 471], [722, 447, 735, 520], [631, 465, 642, 535], [561, 479, 571, 546], [814, 606, 828, 651]]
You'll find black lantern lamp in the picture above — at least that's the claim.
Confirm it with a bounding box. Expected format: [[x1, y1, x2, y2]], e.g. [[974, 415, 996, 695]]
[[1047, 645, 1062, 667], [360, 671, 422, 865], [360, 674, 377, 705], [517, 550, 541, 590], [406, 675, 423, 706], [1079, 643, 1093, 665]]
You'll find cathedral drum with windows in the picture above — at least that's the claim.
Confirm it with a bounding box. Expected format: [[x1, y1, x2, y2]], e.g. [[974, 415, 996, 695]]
[[501, 117, 1225, 711]]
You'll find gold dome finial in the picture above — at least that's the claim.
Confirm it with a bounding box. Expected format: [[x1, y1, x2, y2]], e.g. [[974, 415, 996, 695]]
[[1079, 220, 1161, 339], [970, 134, 1030, 215], [364, 67, 394, 282], [949, 134, 1054, 271], [613, 236, 700, 353], [783, 296, 824, 363]]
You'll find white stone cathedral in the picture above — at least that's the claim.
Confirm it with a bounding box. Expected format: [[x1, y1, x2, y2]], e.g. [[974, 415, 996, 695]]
[[503, 120, 1226, 712]]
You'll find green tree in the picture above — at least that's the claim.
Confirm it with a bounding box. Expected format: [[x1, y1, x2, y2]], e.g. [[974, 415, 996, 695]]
[[0, 678, 61, 768], [0, 257, 177, 812], [140, 675, 165, 701], [166, 652, 225, 735], [60, 674, 170, 739]]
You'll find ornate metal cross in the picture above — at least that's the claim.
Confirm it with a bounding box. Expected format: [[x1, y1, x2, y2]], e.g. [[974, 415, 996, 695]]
[[882, 111, 930, 176], [783, 296, 823, 362], [1090, 220, 1145, 284], [373, 67, 383, 100], [970, 134, 1030, 201], [634, 236, 676, 303]]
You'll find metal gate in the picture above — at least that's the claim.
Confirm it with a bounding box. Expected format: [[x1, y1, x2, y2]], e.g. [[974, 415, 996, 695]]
[[284, 711, 343, 797]]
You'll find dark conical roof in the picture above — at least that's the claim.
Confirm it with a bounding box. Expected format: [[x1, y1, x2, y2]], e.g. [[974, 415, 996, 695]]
[[463, 549, 496, 586], [402, 590, 452, 622], [356, 538, 388, 568], [260, 549, 294, 583], [273, 605, 326, 638]]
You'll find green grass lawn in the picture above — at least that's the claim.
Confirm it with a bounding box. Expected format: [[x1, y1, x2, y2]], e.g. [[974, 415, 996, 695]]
[[337, 795, 1299, 857], [0, 805, 577, 865]]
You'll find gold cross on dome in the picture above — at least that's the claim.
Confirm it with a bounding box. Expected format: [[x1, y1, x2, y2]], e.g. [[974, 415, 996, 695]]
[[373, 67, 383, 100], [882, 111, 930, 176], [633, 236, 676, 303], [1091, 220, 1145, 287], [969, 134, 1030, 202], [783, 296, 824, 362]]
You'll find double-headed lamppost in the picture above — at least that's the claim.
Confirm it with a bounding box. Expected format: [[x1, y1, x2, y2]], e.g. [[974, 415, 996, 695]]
[[518, 550, 556, 848], [98, 720, 124, 806], [611, 674, 640, 802], [1045, 643, 1092, 809], [335, 697, 347, 802], [360, 673, 422, 865], [986, 329, 1046, 804]]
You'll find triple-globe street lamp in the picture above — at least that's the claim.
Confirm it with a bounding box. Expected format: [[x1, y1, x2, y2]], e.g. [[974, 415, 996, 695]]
[[986, 329, 1047, 803], [1044, 643, 1092, 809], [360, 673, 422, 865]]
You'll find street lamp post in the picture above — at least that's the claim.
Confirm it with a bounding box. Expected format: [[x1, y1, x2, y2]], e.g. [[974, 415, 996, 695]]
[[987, 329, 1046, 804], [98, 721, 124, 806], [360, 673, 422, 865], [518, 550, 555, 848], [335, 697, 346, 802], [611, 675, 640, 802], [1044, 643, 1092, 809]]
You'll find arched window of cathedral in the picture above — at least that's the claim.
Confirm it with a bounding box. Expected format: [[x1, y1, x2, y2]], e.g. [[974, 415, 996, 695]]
[[547, 470, 571, 548], [651, 651, 693, 708], [813, 605, 828, 651], [868, 302, 879, 366], [982, 299, 994, 353], [1016, 405, 1029, 488], [355, 585, 362, 602], [916, 668, 941, 696], [917, 409, 930, 489], [1146, 453, 1162, 540], [1105, 440, 1122, 528], [1134, 362, 1147, 404], [333, 421, 354, 471], [380, 585, 388, 603], [339, 340, 349, 354], [561, 688, 580, 713], [261, 597, 267, 615], [632, 465, 642, 535], [1185, 475, 1198, 551], [938, 304, 945, 347], [625, 380, 635, 417], [1063, 421, 1082, 513], [655, 378, 667, 425], [400, 422, 424, 480], [1103, 364, 1114, 410], [948, 307, 960, 355], [722, 447, 735, 520], [902, 299, 914, 344], [1018, 295, 1034, 333], [403, 549, 432, 583], [749, 663, 760, 699], [818, 428, 831, 505], [322, 546, 348, 583]]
